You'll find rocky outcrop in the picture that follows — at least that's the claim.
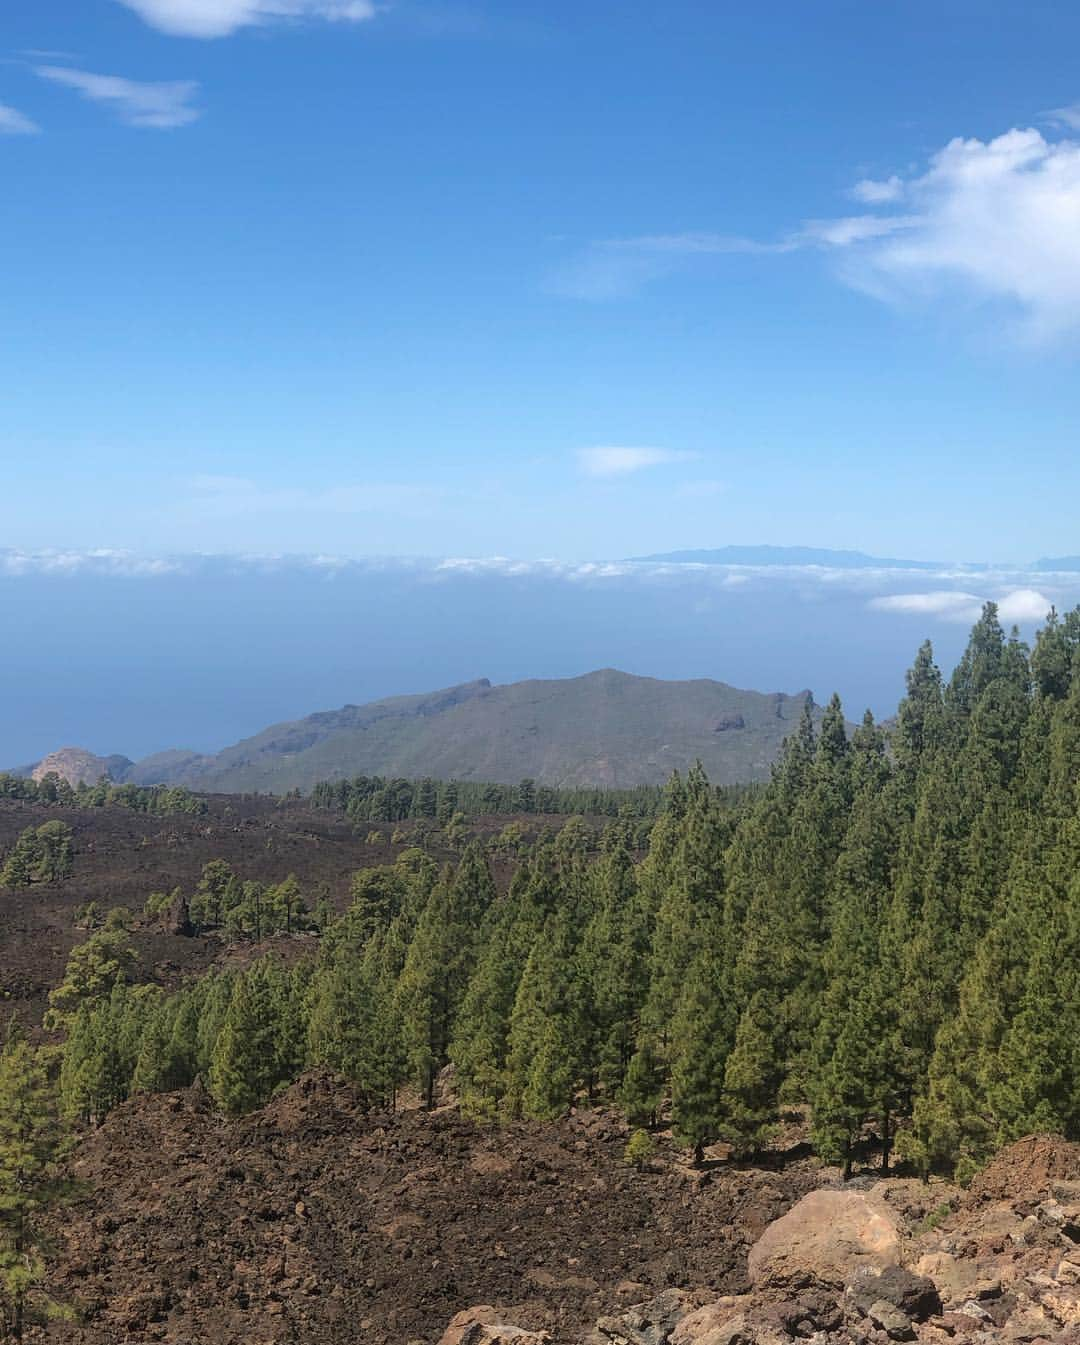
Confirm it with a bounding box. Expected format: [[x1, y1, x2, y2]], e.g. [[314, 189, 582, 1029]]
[[163, 888, 193, 936], [32, 746, 133, 787], [583, 1137, 1080, 1345]]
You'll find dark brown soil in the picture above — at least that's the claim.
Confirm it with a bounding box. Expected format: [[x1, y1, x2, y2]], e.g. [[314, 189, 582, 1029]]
[[42, 1073, 819, 1345]]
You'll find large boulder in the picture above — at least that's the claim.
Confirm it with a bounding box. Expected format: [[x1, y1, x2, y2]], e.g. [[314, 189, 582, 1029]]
[[747, 1188, 903, 1291], [437, 1306, 549, 1345]]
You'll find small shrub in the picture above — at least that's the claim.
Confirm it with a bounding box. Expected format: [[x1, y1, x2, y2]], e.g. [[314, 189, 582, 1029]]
[[73, 901, 102, 931], [623, 1128, 656, 1172], [917, 1201, 953, 1234], [144, 889, 174, 919]]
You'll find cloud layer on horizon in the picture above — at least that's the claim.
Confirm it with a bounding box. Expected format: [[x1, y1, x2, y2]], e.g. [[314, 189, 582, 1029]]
[[1, 548, 1075, 633]]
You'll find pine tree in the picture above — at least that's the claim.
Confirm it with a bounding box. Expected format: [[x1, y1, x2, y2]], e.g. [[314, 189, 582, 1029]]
[[189, 860, 241, 933], [450, 922, 520, 1121], [436, 781, 459, 827], [414, 777, 437, 819], [0, 1028, 71, 1341], [988, 875, 1080, 1144], [31, 821, 74, 883], [578, 841, 649, 1095], [810, 983, 886, 1178], [44, 928, 135, 1033], [722, 990, 782, 1158], [208, 965, 287, 1114], [396, 879, 465, 1107], [506, 909, 584, 1119], [670, 936, 730, 1165], [307, 957, 381, 1092], [620, 1038, 664, 1128]]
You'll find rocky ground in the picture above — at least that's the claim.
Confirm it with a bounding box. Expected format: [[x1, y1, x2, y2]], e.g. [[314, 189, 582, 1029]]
[[473, 1135, 1080, 1345], [37, 1067, 1080, 1345], [37, 1073, 817, 1345]]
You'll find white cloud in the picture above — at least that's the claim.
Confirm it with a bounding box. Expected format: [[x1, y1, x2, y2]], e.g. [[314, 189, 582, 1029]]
[[997, 587, 1052, 623], [35, 66, 200, 128], [116, 0, 377, 39], [577, 446, 697, 479], [870, 586, 1053, 625], [851, 175, 905, 204], [836, 127, 1080, 337], [0, 103, 41, 135], [870, 590, 984, 621]]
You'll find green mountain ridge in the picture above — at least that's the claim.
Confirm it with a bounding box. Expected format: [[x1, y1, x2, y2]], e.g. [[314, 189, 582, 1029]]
[[96, 669, 824, 793]]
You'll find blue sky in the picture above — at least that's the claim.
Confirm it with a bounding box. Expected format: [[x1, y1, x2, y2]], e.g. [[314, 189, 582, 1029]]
[[3, 0, 1080, 563]]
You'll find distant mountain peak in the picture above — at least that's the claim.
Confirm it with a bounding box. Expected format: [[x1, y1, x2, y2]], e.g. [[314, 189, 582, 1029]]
[[630, 545, 959, 571], [31, 747, 134, 788]]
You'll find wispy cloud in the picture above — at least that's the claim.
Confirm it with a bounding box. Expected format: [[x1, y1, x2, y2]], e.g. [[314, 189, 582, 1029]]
[[602, 232, 788, 256], [797, 214, 916, 247], [35, 66, 200, 128], [116, 0, 377, 39], [0, 102, 41, 135], [1046, 103, 1080, 132], [850, 175, 905, 204], [18, 49, 82, 62], [577, 446, 697, 479], [550, 232, 789, 300]]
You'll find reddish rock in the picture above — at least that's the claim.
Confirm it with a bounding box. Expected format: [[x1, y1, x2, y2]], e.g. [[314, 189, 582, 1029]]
[[747, 1189, 903, 1290]]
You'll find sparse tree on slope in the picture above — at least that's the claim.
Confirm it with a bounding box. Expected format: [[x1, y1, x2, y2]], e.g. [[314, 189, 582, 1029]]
[[0, 1028, 71, 1341]]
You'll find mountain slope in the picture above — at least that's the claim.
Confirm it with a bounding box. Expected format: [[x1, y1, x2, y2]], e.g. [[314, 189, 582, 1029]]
[[117, 669, 820, 792]]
